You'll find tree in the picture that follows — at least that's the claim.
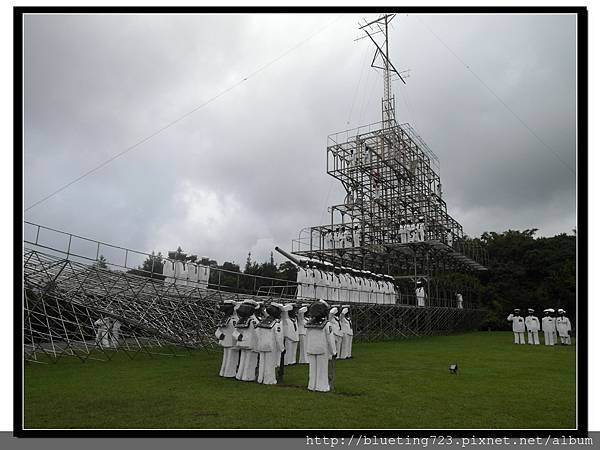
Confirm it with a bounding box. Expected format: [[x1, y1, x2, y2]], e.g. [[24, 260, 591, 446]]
[[127, 251, 165, 280], [94, 255, 108, 269], [477, 229, 576, 330]]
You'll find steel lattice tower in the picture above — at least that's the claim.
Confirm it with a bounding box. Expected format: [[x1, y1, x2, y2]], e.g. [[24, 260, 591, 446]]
[[291, 14, 487, 305]]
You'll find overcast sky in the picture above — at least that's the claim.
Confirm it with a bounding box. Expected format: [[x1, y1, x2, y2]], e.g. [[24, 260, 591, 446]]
[[23, 13, 577, 267]]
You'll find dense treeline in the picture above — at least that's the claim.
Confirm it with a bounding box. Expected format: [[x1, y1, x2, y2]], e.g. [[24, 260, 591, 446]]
[[476, 229, 576, 330]]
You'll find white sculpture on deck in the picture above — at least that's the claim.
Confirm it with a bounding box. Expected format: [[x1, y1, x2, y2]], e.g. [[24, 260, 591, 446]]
[[282, 303, 299, 365], [305, 300, 337, 392], [233, 299, 260, 381], [215, 300, 238, 378], [255, 302, 285, 384], [339, 306, 354, 359], [297, 304, 308, 364]]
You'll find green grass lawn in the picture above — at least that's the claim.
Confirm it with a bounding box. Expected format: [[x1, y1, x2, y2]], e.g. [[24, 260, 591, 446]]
[[24, 331, 576, 429]]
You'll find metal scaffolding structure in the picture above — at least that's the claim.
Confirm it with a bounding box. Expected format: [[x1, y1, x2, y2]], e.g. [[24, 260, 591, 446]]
[[22, 221, 486, 363], [292, 14, 487, 292], [21, 15, 490, 364]]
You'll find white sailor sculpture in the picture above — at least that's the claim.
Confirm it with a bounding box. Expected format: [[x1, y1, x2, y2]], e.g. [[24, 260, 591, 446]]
[[233, 299, 260, 381], [456, 292, 463, 309], [507, 308, 526, 344], [399, 220, 408, 244], [297, 304, 309, 364], [215, 301, 239, 377], [282, 303, 300, 365], [542, 309, 556, 346], [329, 307, 343, 358], [305, 300, 337, 392], [525, 308, 540, 345], [110, 318, 122, 348], [296, 265, 307, 298], [415, 282, 426, 307], [556, 309, 572, 345], [94, 317, 111, 348], [416, 216, 425, 242], [255, 303, 285, 384], [339, 306, 354, 359]]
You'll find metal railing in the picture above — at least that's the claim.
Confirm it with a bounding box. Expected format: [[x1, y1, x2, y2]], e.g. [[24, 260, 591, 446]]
[[23, 221, 298, 298]]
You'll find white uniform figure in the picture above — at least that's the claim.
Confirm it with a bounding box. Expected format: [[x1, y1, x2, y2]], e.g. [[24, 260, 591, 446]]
[[326, 267, 335, 300], [416, 217, 425, 242], [307, 266, 317, 299], [315, 268, 326, 299], [556, 309, 572, 345], [297, 305, 308, 364], [215, 301, 239, 377], [233, 300, 260, 381], [174, 260, 188, 286], [456, 293, 463, 309], [329, 307, 343, 358], [507, 309, 526, 344], [162, 259, 175, 281], [344, 227, 354, 248], [447, 230, 454, 248], [296, 266, 307, 298], [282, 304, 300, 365], [525, 308, 540, 345], [187, 263, 199, 286], [337, 227, 345, 249], [542, 309, 556, 346], [199, 264, 210, 288], [327, 231, 335, 250], [407, 220, 416, 243], [256, 303, 285, 384], [416, 284, 426, 307], [353, 225, 361, 247], [387, 275, 397, 304], [349, 272, 359, 303], [399, 220, 409, 244], [305, 301, 337, 392], [110, 318, 122, 348], [94, 317, 111, 348], [337, 271, 346, 302], [339, 306, 354, 359], [367, 273, 375, 303]]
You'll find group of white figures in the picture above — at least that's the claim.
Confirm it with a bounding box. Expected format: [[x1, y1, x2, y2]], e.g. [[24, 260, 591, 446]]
[[507, 308, 572, 346], [296, 264, 397, 304], [161, 259, 210, 287], [93, 316, 122, 348], [318, 217, 428, 252], [215, 299, 353, 392]]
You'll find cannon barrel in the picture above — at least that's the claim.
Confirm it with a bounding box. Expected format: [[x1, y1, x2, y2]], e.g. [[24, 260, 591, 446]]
[[274, 246, 302, 267]]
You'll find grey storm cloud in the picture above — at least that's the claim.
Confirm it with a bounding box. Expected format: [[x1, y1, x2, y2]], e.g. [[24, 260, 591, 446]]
[[23, 13, 577, 267]]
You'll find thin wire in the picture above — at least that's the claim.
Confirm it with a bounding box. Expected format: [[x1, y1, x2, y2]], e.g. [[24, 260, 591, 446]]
[[414, 15, 575, 175], [25, 15, 342, 212], [346, 43, 371, 126], [319, 179, 335, 226]]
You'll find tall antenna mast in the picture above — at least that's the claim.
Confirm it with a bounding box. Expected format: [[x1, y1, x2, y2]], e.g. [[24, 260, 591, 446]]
[[357, 14, 409, 129]]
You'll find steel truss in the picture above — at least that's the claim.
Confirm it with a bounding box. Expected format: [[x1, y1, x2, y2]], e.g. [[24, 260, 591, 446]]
[[24, 247, 236, 363], [347, 303, 487, 342], [292, 120, 487, 273], [290, 15, 487, 318], [23, 244, 487, 364]]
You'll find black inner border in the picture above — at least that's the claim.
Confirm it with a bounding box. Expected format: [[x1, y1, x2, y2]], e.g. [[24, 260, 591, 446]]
[[13, 5, 588, 438]]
